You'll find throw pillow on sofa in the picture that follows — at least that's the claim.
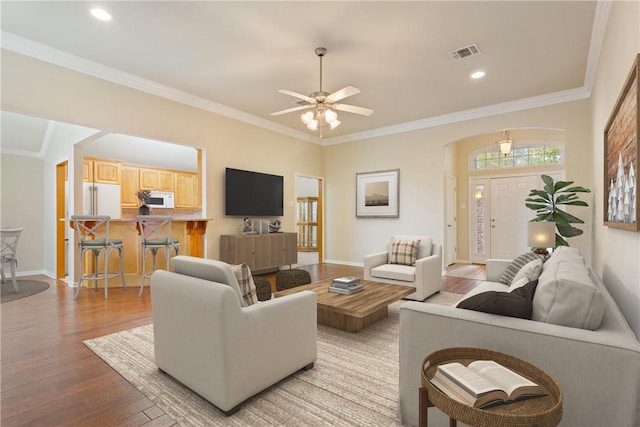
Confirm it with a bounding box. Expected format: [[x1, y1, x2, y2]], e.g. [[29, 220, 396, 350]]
[[499, 252, 547, 285], [388, 238, 420, 266], [457, 280, 538, 319], [511, 258, 544, 286], [231, 263, 258, 306]]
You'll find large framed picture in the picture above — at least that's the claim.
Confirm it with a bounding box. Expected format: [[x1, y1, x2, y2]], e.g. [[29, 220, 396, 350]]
[[604, 54, 639, 231], [356, 169, 399, 218]]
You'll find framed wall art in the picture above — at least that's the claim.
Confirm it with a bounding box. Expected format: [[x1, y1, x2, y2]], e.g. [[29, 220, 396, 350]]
[[356, 169, 399, 218], [604, 53, 639, 231]]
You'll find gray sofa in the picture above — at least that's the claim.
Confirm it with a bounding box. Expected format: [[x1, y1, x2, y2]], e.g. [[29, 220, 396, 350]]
[[399, 247, 640, 426]]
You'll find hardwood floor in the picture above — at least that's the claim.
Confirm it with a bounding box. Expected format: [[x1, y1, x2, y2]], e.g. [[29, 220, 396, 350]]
[[1, 263, 481, 426]]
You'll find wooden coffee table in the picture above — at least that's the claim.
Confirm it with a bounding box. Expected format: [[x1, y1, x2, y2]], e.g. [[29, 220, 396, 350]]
[[274, 279, 414, 332]]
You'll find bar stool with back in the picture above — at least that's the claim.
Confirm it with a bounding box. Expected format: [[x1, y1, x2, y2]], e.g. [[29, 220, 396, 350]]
[[136, 215, 180, 296], [70, 215, 127, 299]]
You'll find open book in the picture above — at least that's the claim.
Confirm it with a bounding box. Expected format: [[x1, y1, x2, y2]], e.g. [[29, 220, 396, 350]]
[[430, 360, 546, 409]]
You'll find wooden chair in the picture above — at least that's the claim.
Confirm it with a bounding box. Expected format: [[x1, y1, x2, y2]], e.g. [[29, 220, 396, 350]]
[[1, 227, 24, 293]]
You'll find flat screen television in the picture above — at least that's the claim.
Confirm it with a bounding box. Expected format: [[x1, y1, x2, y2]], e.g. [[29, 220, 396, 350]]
[[225, 167, 284, 216]]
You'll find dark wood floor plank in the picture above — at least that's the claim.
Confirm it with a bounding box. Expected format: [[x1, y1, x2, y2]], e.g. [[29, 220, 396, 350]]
[[1, 263, 481, 426]]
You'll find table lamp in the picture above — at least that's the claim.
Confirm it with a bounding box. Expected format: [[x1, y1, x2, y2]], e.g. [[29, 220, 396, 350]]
[[527, 222, 555, 254]]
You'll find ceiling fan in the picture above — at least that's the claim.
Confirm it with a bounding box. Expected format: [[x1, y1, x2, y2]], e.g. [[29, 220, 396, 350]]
[[270, 47, 373, 135]]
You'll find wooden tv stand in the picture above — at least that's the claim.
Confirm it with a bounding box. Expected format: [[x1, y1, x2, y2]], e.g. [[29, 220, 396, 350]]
[[220, 232, 297, 272]]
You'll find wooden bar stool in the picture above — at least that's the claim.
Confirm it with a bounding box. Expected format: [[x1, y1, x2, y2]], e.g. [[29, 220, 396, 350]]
[[136, 215, 180, 296], [71, 215, 127, 299]]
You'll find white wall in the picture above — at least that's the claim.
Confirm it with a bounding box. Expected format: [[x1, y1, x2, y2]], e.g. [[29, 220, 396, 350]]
[[0, 154, 44, 275], [590, 0, 640, 337]]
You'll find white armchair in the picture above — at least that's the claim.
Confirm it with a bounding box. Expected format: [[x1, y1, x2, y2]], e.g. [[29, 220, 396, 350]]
[[364, 235, 442, 301], [151, 256, 317, 415]]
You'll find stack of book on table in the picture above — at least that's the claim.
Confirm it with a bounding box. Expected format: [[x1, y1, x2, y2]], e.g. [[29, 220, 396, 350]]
[[329, 276, 364, 294]]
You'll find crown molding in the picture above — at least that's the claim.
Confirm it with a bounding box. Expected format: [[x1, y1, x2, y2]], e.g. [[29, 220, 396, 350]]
[[1, 32, 318, 145], [0, 147, 44, 159], [583, 0, 612, 93], [2, 0, 608, 148], [323, 86, 591, 145]]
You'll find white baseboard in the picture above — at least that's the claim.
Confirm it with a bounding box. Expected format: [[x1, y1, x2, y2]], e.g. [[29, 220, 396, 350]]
[[321, 259, 364, 267]]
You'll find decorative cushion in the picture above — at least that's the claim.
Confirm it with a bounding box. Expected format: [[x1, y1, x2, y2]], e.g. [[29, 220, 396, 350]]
[[457, 280, 539, 319], [370, 263, 416, 282], [389, 238, 421, 266], [391, 235, 432, 259], [533, 254, 604, 330], [511, 258, 544, 286], [231, 264, 258, 306], [499, 252, 547, 285]]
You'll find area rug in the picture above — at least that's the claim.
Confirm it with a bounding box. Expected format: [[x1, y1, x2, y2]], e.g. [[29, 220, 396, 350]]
[[83, 292, 462, 426], [1, 280, 50, 303]]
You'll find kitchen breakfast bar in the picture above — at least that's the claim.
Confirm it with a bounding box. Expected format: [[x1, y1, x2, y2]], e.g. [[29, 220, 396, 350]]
[[69, 217, 211, 289]]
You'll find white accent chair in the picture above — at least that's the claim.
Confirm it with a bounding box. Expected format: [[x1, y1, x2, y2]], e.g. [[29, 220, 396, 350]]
[[150, 256, 317, 415], [364, 235, 442, 301], [1, 227, 23, 293]]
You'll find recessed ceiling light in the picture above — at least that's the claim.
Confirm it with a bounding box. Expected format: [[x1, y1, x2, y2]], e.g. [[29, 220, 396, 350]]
[[471, 71, 486, 79], [90, 8, 113, 21]]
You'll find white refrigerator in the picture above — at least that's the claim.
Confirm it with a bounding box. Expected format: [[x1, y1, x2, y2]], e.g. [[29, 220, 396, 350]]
[[83, 183, 121, 218]]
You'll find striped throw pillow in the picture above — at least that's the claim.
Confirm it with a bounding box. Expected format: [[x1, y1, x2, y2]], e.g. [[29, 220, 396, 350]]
[[388, 238, 421, 266], [499, 252, 548, 285]]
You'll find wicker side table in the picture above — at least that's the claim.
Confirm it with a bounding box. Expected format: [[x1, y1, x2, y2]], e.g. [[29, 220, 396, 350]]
[[419, 347, 562, 427]]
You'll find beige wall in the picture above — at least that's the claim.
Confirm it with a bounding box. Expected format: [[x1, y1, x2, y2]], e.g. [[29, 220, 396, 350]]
[[323, 100, 592, 267], [1, 50, 323, 278], [590, 0, 640, 336]]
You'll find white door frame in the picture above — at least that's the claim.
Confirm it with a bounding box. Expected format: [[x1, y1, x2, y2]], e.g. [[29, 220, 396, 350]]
[[446, 176, 457, 265]]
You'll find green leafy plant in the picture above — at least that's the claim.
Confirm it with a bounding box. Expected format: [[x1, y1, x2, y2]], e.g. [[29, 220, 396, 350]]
[[525, 175, 591, 247]]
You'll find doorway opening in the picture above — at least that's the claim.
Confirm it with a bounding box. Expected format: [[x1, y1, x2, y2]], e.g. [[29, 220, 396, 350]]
[[295, 174, 323, 266]]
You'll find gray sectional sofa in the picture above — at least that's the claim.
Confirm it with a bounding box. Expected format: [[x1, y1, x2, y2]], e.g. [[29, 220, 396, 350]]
[[398, 247, 640, 426]]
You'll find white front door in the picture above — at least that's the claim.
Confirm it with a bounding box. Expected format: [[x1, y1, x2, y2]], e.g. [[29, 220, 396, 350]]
[[446, 176, 457, 265], [490, 175, 538, 259]]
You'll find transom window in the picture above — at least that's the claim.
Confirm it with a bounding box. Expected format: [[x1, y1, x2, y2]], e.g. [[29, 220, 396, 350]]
[[471, 143, 562, 170]]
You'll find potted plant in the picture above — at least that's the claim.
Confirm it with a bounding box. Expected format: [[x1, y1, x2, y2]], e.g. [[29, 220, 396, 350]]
[[525, 175, 591, 247], [136, 189, 152, 215]]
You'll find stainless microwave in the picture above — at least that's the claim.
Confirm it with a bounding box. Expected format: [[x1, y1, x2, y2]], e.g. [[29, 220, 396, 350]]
[[147, 191, 175, 208]]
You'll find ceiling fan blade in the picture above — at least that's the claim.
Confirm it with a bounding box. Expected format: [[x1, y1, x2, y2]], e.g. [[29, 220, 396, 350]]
[[270, 105, 314, 116], [326, 86, 360, 103], [277, 89, 316, 103], [334, 103, 374, 116]]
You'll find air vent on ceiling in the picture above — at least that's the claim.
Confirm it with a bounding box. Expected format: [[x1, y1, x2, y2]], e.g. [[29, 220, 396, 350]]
[[448, 43, 482, 60]]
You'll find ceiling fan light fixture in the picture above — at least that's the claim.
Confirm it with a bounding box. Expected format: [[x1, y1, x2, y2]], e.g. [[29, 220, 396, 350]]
[[272, 47, 373, 134], [306, 119, 318, 131], [324, 109, 337, 122], [301, 111, 314, 125]]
